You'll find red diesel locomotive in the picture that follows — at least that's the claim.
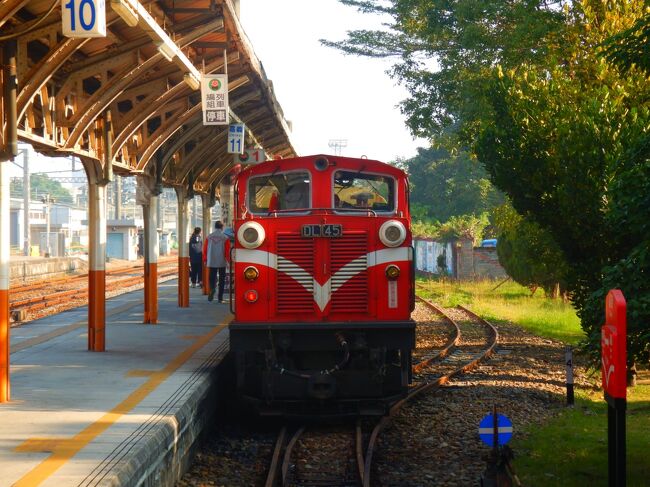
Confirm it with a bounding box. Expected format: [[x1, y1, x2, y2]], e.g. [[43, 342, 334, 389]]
[[229, 154, 415, 416]]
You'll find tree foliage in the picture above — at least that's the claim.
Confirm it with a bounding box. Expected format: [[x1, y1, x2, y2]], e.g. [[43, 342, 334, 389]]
[[404, 147, 503, 223], [10, 173, 73, 204], [475, 1, 650, 363], [493, 204, 568, 296], [602, 13, 650, 74]]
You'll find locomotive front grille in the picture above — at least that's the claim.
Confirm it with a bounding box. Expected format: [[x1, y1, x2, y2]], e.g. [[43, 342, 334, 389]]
[[276, 231, 369, 314], [276, 233, 314, 313], [330, 232, 368, 312]]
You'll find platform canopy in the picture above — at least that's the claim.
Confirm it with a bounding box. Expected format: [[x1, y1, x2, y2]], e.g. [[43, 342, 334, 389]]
[[0, 0, 296, 193]]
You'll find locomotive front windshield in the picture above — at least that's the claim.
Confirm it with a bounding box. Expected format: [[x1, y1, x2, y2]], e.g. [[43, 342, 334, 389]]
[[333, 170, 395, 212], [248, 171, 311, 213]]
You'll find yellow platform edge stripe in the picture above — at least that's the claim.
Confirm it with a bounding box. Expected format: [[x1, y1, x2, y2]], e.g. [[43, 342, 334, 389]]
[[13, 320, 229, 487]]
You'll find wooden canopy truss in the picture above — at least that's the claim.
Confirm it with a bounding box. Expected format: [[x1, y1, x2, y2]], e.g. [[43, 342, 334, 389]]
[[0, 0, 296, 193]]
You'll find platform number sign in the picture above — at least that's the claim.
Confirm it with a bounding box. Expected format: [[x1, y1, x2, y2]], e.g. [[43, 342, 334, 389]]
[[227, 124, 245, 154], [61, 0, 106, 38], [235, 148, 266, 165]]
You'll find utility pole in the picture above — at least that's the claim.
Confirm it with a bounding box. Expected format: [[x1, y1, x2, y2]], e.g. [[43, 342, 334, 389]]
[[22, 148, 29, 256], [114, 175, 122, 220], [328, 139, 348, 156], [193, 196, 198, 228], [41, 194, 54, 257]]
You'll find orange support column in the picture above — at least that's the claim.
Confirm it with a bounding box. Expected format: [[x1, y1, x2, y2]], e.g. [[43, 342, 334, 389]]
[[88, 181, 107, 351], [143, 194, 159, 323], [177, 191, 190, 307], [0, 158, 10, 402]]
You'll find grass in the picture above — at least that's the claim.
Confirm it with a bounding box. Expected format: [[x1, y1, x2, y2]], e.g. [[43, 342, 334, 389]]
[[416, 276, 584, 344], [512, 384, 650, 487], [415, 276, 649, 486]]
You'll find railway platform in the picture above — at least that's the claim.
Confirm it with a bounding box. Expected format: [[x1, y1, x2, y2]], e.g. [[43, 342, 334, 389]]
[[0, 280, 230, 487]]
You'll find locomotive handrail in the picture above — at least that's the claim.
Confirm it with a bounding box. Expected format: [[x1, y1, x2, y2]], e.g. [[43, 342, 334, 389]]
[[266, 207, 378, 216]]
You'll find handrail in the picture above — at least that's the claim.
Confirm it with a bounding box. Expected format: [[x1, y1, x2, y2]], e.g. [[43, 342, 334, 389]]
[[265, 207, 379, 217]]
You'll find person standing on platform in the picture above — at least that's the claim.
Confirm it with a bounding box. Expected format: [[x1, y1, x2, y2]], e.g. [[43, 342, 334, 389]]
[[205, 221, 230, 302], [189, 227, 203, 288]]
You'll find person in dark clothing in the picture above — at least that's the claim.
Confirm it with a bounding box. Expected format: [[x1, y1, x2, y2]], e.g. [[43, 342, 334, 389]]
[[205, 221, 230, 302], [189, 227, 203, 288]]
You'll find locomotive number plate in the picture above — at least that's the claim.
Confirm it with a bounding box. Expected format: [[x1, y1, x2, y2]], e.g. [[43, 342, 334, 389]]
[[301, 224, 342, 238]]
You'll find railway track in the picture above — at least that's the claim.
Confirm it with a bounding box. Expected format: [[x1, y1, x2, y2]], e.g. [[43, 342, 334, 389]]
[[265, 422, 365, 487], [262, 296, 499, 487], [361, 297, 498, 486], [9, 258, 179, 322]]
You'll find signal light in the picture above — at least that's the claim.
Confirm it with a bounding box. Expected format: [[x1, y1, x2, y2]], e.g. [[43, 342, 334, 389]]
[[385, 265, 401, 280], [244, 266, 259, 281], [244, 290, 258, 303]]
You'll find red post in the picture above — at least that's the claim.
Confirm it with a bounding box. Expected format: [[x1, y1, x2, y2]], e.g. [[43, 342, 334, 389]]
[[602, 289, 627, 487]]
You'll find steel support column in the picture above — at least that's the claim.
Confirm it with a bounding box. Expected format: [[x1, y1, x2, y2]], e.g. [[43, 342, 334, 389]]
[[177, 190, 190, 307], [201, 194, 212, 295], [143, 195, 159, 323], [0, 159, 10, 402], [88, 181, 107, 351]]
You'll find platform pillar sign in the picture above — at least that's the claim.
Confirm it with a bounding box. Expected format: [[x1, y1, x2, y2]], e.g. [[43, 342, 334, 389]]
[[227, 124, 245, 154], [602, 289, 627, 487], [62, 0, 107, 38], [201, 74, 229, 125]]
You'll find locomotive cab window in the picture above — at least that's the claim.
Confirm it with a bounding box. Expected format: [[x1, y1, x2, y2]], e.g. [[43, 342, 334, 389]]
[[248, 171, 311, 214], [333, 170, 395, 212]]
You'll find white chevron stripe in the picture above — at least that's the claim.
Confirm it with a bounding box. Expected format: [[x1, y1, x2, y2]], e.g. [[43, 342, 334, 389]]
[[233, 246, 412, 310]]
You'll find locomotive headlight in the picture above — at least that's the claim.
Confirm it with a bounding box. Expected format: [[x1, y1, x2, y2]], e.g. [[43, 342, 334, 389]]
[[385, 265, 400, 280], [237, 221, 265, 249], [243, 266, 259, 281], [379, 220, 406, 247]]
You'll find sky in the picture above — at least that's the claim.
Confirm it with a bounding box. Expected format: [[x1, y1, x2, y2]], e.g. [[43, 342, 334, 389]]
[[239, 0, 428, 162]]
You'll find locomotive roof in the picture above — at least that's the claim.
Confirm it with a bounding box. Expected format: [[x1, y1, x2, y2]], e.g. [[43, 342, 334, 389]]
[[238, 154, 407, 179]]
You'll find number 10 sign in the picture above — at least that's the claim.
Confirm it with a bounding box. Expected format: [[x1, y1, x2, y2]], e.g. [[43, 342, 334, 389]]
[[62, 0, 107, 38]]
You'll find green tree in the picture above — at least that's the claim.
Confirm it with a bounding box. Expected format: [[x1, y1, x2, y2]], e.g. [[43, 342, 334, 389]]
[[405, 147, 503, 222], [475, 1, 649, 364], [602, 14, 650, 74], [493, 204, 568, 298], [11, 173, 73, 204]]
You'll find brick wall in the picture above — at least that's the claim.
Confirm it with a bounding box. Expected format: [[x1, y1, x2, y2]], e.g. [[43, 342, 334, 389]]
[[473, 247, 507, 279]]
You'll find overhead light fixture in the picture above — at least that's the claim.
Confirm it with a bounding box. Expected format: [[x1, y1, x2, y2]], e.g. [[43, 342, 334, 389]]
[[184, 73, 201, 90], [155, 41, 175, 62], [111, 0, 139, 27]]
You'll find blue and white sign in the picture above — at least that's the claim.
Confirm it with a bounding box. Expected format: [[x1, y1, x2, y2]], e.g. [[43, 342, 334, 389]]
[[62, 0, 107, 38], [227, 124, 245, 154], [479, 413, 513, 447]]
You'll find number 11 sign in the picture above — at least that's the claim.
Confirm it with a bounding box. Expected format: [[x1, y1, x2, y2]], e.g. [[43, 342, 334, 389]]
[[227, 124, 245, 154]]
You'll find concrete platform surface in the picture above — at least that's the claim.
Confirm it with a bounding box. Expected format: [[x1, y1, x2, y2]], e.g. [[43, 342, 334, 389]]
[[0, 281, 231, 487]]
